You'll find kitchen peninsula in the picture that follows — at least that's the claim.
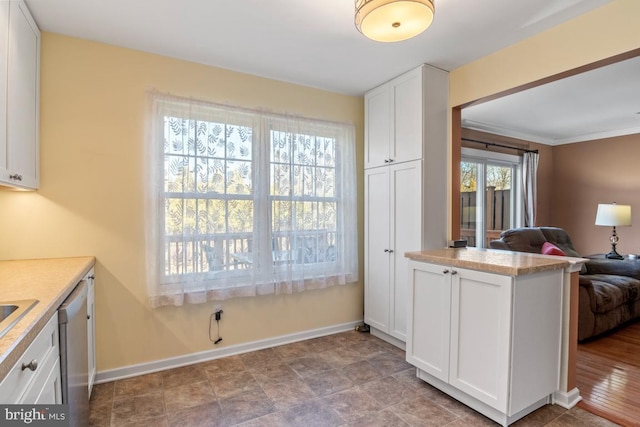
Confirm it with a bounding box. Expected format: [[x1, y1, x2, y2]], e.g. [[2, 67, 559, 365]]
[[404, 248, 585, 426]]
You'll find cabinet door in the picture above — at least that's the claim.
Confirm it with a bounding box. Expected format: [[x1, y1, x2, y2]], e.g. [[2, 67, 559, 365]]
[[449, 268, 512, 412], [364, 167, 391, 332], [392, 68, 422, 164], [0, 1, 8, 180], [405, 261, 450, 382], [6, 0, 39, 189], [87, 271, 96, 397], [389, 160, 421, 340], [364, 84, 391, 169]]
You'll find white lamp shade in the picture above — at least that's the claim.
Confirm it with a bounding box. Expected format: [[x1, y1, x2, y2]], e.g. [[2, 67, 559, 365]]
[[355, 0, 435, 42], [595, 203, 632, 226]]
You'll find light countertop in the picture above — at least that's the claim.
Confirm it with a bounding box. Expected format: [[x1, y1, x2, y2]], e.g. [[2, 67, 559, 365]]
[[405, 247, 584, 276], [0, 257, 95, 381]]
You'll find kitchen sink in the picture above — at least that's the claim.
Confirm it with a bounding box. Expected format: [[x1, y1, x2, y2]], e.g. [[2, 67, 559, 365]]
[[0, 300, 38, 339]]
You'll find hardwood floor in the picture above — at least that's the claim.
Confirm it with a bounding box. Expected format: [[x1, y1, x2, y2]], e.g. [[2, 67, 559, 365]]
[[577, 320, 640, 427]]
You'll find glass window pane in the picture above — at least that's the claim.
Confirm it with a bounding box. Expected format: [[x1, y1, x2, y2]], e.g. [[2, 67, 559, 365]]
[[271, 164, 290, 196], [460, 161, 478, 248], [165, 198, 184, 235], [317, 166, 335, 198], [294, 134, 315, 166], [226, 160, 252, 195], [206, 199, 226, 234], [226, 124, 252, 160], [165, 155, 187, 193], [486, 165, 513, 241], [164, 117, 189, 155], [316, 137, 335, 167], [271, 130, 290, 164], [208, 158, 225, 194], [228, 200, 253, 233], [272, 200, 292, 231], [295, 201, 318, 230]]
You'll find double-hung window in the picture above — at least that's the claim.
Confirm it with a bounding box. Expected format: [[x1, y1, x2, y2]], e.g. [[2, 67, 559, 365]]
[[145, 94, 358, 307]]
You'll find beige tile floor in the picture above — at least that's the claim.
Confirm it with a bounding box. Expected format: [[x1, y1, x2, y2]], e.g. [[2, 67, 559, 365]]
[[89, 331, 619, 427]]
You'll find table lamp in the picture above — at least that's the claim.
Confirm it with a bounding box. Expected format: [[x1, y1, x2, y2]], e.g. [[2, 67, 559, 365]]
[[595, 202, 632, 259]]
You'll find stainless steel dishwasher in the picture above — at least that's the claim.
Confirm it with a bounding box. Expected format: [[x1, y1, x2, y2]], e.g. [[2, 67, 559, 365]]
[[59, 280, 89, 427]]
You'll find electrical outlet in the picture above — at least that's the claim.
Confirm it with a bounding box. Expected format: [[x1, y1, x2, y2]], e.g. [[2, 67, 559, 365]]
[[214, 304, 223, 313]]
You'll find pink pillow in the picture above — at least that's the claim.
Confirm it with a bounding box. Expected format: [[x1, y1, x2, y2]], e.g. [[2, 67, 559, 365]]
[[541, 242, 566, 256]]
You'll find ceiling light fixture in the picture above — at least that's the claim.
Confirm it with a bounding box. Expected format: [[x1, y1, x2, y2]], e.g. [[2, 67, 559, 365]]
[[355, 0, 435, 42]]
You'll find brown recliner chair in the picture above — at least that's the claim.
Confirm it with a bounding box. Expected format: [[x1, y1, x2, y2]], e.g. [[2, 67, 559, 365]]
[[490, 227, 640, 341]]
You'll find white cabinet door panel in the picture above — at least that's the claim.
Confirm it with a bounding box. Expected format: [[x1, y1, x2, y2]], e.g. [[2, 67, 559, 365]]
[[406, 262, 451, 382], [6, 0, 39, 189], [392, 70, 422, 164], [364, 167, 391, 332], [390, 160, 421, 340], [0, 1, 8, 178], [364, 85, 391, 169], [449, 269, 512, 412]]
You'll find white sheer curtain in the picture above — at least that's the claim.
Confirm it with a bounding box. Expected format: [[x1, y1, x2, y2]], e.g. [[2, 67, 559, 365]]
[[145, 93, 358, 307], [522, 151, 539, 227]]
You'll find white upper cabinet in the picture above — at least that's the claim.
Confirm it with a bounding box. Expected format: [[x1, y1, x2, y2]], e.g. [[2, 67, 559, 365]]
[[392, 70, 423, 164], [364, 84, 391, 169], [0, 0, 40, 190], [0, 2, 8, 177], [364, 66, 426, 169]]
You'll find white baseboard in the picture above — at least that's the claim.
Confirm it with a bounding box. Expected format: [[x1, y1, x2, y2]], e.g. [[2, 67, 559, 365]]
[[553, 387, 582, 409], [95, 319, 363, 384]]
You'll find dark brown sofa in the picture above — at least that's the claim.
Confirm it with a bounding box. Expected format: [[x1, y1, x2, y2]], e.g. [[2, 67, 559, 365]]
[[490, 227, 640, 341]]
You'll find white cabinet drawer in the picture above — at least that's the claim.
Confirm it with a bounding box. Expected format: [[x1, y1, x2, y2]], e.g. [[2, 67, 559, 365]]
[[0, 312, 59, 403]]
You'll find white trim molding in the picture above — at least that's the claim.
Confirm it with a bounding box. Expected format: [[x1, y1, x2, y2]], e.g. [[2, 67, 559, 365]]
[[95, 320, 363, 384], [553, 387, 582, 409], [462, 120, 640, 147]]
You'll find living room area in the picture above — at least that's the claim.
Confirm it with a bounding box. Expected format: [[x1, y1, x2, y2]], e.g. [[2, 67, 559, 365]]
[[455, 52, 640, 426]]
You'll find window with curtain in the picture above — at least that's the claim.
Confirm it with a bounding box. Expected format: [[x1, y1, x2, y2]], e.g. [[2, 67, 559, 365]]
[[145, 93, 358, 307], [460, 147, 523, 248]]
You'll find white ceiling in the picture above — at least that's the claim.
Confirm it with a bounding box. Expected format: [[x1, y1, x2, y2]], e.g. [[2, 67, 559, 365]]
[[25, 0, 633, 145], [462, 55, 640, 145], [24, 0, 612, 96]]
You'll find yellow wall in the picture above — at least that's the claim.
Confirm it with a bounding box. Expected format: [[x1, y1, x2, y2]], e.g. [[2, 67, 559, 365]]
[[450, 0, 640, 107], [0, 34, 364, 371]]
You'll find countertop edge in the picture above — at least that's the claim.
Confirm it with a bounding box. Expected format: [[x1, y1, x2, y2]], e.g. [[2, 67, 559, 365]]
[[405, 248, 573, 276], [0, 257, 96, 381]]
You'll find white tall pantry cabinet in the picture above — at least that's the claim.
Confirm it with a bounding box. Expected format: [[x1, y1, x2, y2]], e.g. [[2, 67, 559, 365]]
[[364, 64, 448, 345]]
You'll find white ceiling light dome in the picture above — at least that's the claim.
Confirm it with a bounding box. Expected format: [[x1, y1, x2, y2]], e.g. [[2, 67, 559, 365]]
[[355, 0, 435, 42]]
